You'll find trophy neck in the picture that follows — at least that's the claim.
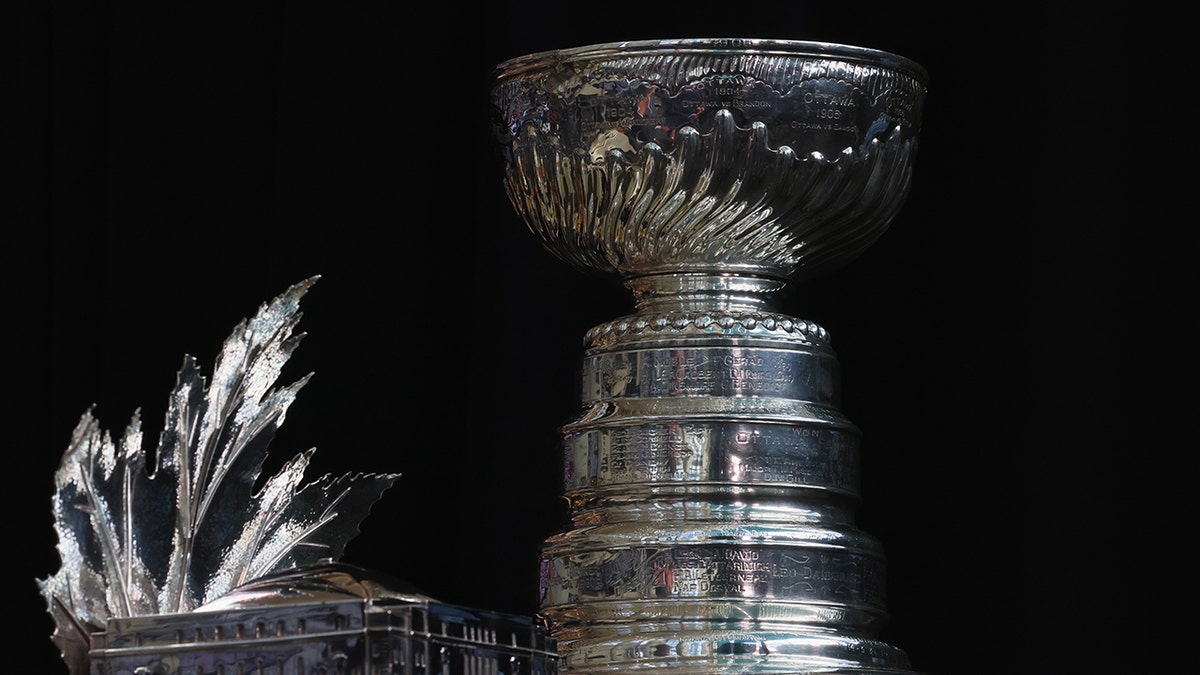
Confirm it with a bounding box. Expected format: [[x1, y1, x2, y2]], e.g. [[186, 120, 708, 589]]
[[625, 273, 789, 314]]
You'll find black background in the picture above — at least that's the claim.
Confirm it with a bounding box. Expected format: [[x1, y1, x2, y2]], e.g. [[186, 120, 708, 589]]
[[8, 3, 1197, 673]]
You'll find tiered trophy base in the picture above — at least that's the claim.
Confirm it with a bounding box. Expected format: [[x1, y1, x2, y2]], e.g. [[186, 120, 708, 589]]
[[535, 297, 917, 674]]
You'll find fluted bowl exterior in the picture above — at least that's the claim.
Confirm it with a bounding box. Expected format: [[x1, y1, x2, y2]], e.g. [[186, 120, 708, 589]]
[[491, 38, 927, 284]]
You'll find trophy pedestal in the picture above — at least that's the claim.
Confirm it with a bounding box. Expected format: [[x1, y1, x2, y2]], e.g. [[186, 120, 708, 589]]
[[537, 280, 912, 673]]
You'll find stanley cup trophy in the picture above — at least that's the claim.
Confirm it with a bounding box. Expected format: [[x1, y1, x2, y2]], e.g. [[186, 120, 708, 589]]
[[491, 38, 928, 673]]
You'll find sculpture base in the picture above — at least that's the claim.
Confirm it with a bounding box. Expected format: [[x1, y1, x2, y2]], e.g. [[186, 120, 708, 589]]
[[88, 564, 560, 675]]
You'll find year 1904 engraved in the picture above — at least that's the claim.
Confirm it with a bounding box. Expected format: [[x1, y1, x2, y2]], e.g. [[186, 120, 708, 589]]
[[669, 75, 779, 123]]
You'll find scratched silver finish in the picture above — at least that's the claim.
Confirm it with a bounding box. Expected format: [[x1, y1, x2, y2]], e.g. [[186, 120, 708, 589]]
[[492, 38, 927, 673]]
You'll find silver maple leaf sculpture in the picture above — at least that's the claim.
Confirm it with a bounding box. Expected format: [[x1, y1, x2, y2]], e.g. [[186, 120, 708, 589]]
[[38, 276, 401, 674]]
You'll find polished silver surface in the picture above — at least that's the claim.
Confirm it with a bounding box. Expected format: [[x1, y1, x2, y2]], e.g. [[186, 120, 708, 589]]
[[88, 563, 559, 675], [39, 279, 560, 674], [492, 38, 927, 673], [492, 37, 925, 293], [38, 278, 403, 673]]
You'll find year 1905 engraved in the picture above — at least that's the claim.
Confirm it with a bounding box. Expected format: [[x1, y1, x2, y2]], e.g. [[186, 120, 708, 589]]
[[784, 80, 861, 136]]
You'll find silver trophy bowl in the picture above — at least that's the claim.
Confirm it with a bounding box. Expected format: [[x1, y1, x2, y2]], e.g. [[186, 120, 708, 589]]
[[492, 38, 928, 673]]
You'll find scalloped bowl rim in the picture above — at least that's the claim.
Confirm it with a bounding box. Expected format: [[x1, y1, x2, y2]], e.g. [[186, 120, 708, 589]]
[[495, 37, 928, 85]]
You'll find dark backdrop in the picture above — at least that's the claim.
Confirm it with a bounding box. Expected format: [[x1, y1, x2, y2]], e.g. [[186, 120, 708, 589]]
[[8, 3, 1195, 673]]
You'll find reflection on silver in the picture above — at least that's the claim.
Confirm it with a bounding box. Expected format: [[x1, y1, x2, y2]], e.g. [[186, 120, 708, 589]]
[[492, 38, 928, 673]]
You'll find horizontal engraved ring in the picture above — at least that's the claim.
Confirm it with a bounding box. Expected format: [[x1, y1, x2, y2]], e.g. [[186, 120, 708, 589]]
[[539, 544, 887, 612], [554, 623, 911, 671], [564, 397, 855, 430], [581, 346, 840, 403], [562, 420, 860, 493]]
